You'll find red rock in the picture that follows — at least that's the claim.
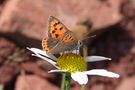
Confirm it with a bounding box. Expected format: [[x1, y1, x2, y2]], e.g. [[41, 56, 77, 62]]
[[108, 53, 135, 78], [0, 0, 122, 40], [91, 84, 105, 90], [0, 37, 15, 64], [0, 63, 19, 84], [15, 75, 59, 90], [120, 0, 135, 39], [59, 0, 122, 29], [21, 62, 54, 78], [116, 76, 135, 90]]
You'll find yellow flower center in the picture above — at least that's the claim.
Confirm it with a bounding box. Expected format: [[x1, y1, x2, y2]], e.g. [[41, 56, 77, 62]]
[[56, 53, 87, 73]]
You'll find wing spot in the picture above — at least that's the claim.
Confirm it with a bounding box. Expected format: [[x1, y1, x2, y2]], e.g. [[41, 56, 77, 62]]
[[45, 50, 49, 52], [69, 36, 72, 39], [53, 22, 60, 27], [54, 28, 57, 30], [52, 30, 56, 33], [53, 23, 57, 27], [55, 34, 59, 38], [59, 27, 63, 30], [57, 21, 60, 24], [71, 38, 74, 41]]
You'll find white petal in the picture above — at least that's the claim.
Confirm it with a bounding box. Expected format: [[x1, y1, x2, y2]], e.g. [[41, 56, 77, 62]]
[[32, 53, 56, 65], [84, 69, 119, 78], [71, 72, 88, 85], [85, 56, 111, 62], [27, 47, 57, 67], [48, 69, 67, 73], [27, 47, 48, 56], [27, 47, 57, 60]]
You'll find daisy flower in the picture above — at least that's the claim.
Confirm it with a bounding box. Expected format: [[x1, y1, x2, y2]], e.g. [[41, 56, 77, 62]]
[[27, 47, 119, 85]]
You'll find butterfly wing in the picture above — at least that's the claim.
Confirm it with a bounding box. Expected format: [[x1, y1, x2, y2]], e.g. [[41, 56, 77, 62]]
[[48, 16, 69, 40], [48, 32, 79, 54], [42, 38, 59, 53], [42, 16, 80, 54], [61, 32, 79, 51], [42, 16, 69, 53]]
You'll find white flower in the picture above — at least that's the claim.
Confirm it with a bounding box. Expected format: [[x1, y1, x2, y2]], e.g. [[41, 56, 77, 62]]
[[27, 47, 120, 85]]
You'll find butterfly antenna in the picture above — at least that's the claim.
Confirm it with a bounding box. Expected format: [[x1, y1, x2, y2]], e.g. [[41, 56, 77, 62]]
[[81, 35, 96, 41]]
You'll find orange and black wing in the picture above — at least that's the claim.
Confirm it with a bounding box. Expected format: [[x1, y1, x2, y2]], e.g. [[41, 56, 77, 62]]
[[48, 16, 69, 40], [42, 16, 79, 54], [42, 16, 69, 53]]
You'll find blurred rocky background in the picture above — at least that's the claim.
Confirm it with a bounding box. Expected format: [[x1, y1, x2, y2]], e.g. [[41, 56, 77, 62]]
[[0, 0, 135, 90]]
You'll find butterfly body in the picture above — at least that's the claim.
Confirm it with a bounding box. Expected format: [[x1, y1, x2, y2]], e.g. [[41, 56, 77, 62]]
[[42, 16, 80, 54]]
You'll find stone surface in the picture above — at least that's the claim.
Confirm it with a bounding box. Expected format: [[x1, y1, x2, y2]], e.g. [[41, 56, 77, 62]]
[[15, 75, 59, 90], [58, 0, 122, 29], [21, 62, 54, 78], [116, 76, 135, 90], [109, 54, 135, 78], [0, 62, 19, 84], [120, 0, 135, 39], [90, 84, 105, 90], [0, 37, 15, 64], [0, 0, 122, 40]]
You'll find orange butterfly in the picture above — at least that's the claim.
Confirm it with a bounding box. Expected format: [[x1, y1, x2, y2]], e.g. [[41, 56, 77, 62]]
[[42, 16, 80, 54]]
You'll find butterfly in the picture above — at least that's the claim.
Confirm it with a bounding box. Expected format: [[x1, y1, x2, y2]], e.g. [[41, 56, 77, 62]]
[[42, 16, 81, 54]]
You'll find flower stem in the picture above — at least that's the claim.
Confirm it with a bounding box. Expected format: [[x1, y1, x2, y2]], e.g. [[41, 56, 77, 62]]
[[65, 73, 71, 90], [81, 85, 86, 90], [61, 73, 71, 90], [83, 45, 88, 57], [61, 73, 66, 90]]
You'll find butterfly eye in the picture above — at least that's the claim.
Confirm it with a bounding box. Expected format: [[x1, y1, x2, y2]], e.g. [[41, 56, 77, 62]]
[[78, 41, 83, 47]]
